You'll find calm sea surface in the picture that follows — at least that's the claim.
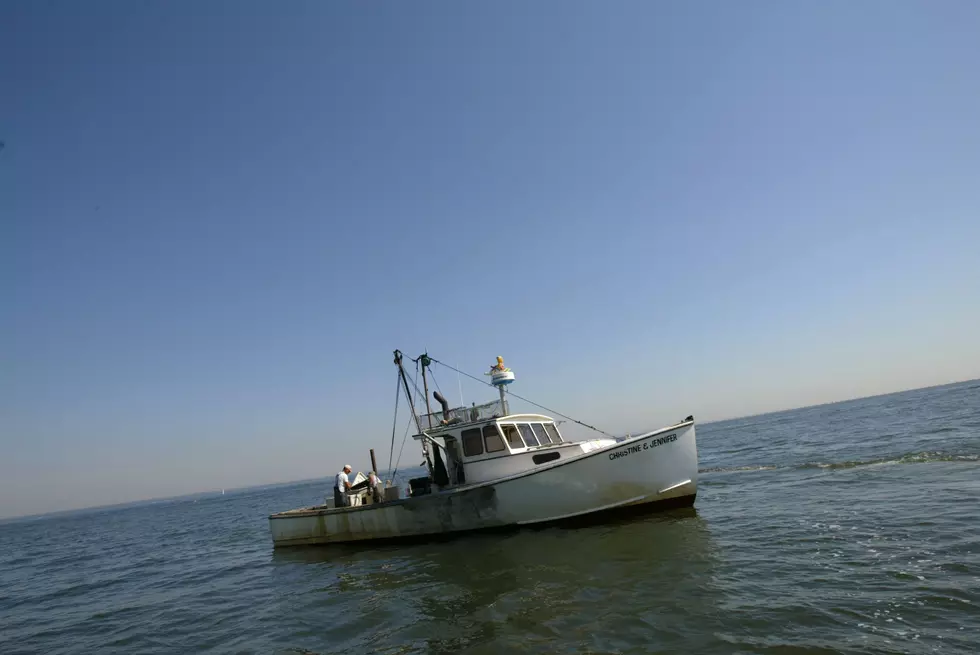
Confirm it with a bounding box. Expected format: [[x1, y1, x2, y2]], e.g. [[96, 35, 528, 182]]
[[2, 381, 979, 654]]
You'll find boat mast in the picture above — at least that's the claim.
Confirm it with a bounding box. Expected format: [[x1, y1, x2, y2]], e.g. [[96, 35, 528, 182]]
[[418, 352, 434, 429], [393, 349, 433, 477], [393, 350, 424, 435]]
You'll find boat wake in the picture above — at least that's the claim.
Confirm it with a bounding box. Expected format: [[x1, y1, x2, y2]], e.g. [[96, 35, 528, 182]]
[[701, 451, 979, 475], [699, 465, 779, 473], [798, 451, 980, 470]]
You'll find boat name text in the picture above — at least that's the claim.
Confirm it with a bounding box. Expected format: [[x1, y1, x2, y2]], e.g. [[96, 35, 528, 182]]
[[608, 433, 677, 460]]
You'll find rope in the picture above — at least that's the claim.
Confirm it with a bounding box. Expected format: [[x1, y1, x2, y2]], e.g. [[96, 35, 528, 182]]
[[390, 412, 415, 484], [430, 369, 444, 398], [429, 358, 614, 438], [412, 361, 431, 461], [387, 373, 400, 476], [407, 365, 428, 407], [390, 362, 427, 485]]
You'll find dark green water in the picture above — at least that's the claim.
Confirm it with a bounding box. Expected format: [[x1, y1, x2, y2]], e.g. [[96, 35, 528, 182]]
[[2, 381, 978, 654]]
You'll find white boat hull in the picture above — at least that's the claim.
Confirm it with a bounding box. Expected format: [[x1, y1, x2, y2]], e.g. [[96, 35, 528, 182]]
[[269, 420, 697, 547]]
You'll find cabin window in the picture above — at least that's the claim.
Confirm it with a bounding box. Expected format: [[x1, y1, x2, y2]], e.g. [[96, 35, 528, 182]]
[[518, 424, 540, 447], [501, 424, 524, 448], [483, 424, 505, 453], [461, 428, 484, 457], [544, 423, 562, 443], [531, 423, 551, 444], [533, 451, 561, 465]]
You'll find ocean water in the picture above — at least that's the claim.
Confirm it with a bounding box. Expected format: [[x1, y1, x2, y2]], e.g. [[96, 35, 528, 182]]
[[1, 380, 978, 654]]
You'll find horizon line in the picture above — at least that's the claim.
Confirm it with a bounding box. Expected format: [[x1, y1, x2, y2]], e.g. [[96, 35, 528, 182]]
[[2, 375, 976, 523]]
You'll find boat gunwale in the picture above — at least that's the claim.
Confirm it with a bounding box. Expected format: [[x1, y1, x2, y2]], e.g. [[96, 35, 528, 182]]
[[268, 419, 695, 520]]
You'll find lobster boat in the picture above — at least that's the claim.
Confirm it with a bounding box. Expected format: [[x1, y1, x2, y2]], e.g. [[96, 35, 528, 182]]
[[268, 351, 698, 547]]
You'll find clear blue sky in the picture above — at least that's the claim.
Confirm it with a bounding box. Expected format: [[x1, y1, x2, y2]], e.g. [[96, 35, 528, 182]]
[[2, 1, 978, 519]]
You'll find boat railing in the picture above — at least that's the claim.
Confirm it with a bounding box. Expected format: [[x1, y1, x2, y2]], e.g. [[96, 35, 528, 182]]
[[420, 400, 503, 428]]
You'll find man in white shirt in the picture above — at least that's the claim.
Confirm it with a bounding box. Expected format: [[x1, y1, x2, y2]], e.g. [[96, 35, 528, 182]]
[[334, 465, 352, 508]]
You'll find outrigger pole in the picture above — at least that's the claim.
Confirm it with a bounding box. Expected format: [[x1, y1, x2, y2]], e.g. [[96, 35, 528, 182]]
[[393, 350, 432, 475], [393, 350, 422, 433]]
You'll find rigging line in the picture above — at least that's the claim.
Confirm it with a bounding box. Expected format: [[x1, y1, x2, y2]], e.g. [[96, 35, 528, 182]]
[[390, 412, 415, 484], [429, 367, 444, 398], [412, 361, 429, 453], [388, 372, 401, 476], [429, 357, 615, 438], [413, 359, 435, 470], [406, 362, 428, 407], [411, 378, 428, 404], [457, 361, 464, 408], [392, 360, 424, 483], [413, 361, 422, 411], [402, 356, 425, 433]]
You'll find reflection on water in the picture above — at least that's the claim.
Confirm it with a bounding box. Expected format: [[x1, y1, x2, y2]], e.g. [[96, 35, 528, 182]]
[[269, 508, 724, 653]]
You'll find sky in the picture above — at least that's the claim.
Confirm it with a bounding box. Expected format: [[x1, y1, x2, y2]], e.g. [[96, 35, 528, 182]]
[[2, 1, 979, 519]]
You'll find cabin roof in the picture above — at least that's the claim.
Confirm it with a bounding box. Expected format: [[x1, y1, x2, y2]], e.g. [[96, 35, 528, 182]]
[[413, 413, 556, 439], [495, 414, 554, 423]]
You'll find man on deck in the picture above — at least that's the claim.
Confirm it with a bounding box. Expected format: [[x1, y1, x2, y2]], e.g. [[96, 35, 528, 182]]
[[366, 471, 384, 504], [334, 465, 352, 507]]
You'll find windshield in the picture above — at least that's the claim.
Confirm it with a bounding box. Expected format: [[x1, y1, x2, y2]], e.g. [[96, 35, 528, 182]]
[[518, 424, 540, 447], [531, 423, 551, 444], [543, 423, 562, 443], [501, 424, 524, 448]]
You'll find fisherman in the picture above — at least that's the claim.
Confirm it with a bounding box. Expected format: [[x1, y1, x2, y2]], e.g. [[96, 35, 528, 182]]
[[367, 471, 384, 504], [334, 465, 352, 508]]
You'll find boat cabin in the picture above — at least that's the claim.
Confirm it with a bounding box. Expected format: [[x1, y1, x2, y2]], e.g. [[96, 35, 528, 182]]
[[395, 352, 617, 497], [411, 407, 611, 491]]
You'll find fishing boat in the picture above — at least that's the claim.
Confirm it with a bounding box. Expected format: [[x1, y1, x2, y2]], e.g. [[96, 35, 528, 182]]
[[268, 351, 698, 547]]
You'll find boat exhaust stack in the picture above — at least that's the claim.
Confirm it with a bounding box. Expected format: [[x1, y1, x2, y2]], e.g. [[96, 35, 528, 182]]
[[433, 390, 451, 421]]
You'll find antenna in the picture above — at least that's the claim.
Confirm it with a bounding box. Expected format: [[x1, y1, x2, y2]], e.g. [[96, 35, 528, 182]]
[[457, 360, 464, 408]]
